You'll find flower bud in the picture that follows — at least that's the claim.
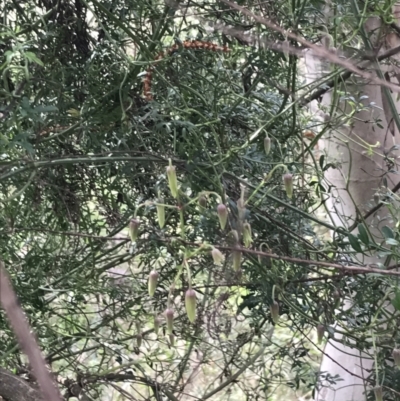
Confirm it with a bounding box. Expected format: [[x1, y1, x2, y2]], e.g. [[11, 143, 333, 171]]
[[169, 333, 175, 346], [243, 222, 252, 248], [232, 249, 242, 271], [156, 198, 165, 228], [264, 136, 271, 155], [283, 173, 293, 199], [166, 165, 178, 198], [229, 229, 239, 245], [373, 386, 383, 401], [165, 308, 174, 334], [217, 204, 228, 230], [199, 194, 207, 208], [148, 270, 159, 297], [185, 289, 196, 323], [154, 315, 161, 335], [136, 333, 142, 347], [393, 348, 400, 367], [270, 301, 279, 323], [211, 247, 225, 266], [332, 289, 340, 301], [317, 324, 325, 344], [128, 218, 140, 242]]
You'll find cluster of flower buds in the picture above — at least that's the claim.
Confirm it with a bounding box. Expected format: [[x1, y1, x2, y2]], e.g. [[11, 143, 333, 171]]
[[150, 166, 271, 343]]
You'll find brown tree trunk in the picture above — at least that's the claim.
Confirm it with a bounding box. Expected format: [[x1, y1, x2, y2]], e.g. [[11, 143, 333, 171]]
[[0, 368, 44, 401]]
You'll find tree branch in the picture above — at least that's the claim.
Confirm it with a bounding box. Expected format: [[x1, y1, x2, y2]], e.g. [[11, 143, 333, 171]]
[[0, 368, 44, 401], [207, 1, 400, 96], [0, 261, 63, 401]]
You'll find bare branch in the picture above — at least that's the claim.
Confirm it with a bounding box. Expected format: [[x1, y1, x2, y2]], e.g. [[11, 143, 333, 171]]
[[0, 261, 63, 401], [158, 239, 400, 277], [208, 0, 400, 93], [201, 345, 266, 400]]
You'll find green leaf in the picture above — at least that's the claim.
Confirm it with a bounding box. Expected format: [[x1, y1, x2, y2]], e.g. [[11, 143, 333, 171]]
[[323, 163, 337, 171], [386, 238, 399, 246], [4, 50, 14, 63], [382, 225, 394, 239], [34, 105, 58, 113], [357, 224, 369, 245], [348, 234, 362, 252], [24, 51, 44, 66], [392, 290, 400, 311], [319, 154, 325, 170]]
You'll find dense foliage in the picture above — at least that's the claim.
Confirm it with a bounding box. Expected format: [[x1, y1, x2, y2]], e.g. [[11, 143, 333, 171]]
[[3, 0, 400, 400]]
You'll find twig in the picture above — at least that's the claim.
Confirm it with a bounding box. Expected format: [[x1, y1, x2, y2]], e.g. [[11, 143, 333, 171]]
[[83, 373, 178, 401], [7, 227, 129, 242], [213, 0, 400, 93], [348, 180, 400, 232], [0, 261, 63, 401], [200, 345, 266, 400], [300, 44, 400, 106], [158, 238, 400, 277]]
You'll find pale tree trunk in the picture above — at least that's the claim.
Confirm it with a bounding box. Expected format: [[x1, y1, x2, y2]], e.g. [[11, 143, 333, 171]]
[[304, 4, 400, 401]]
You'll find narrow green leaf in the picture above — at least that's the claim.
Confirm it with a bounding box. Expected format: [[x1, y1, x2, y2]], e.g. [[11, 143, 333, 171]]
[[348, 234, 362, 252], [357, 223, 369, 245], [34, 105, 58, 113], [392, 290, 400, 311], [319, 154, 325, 170]]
